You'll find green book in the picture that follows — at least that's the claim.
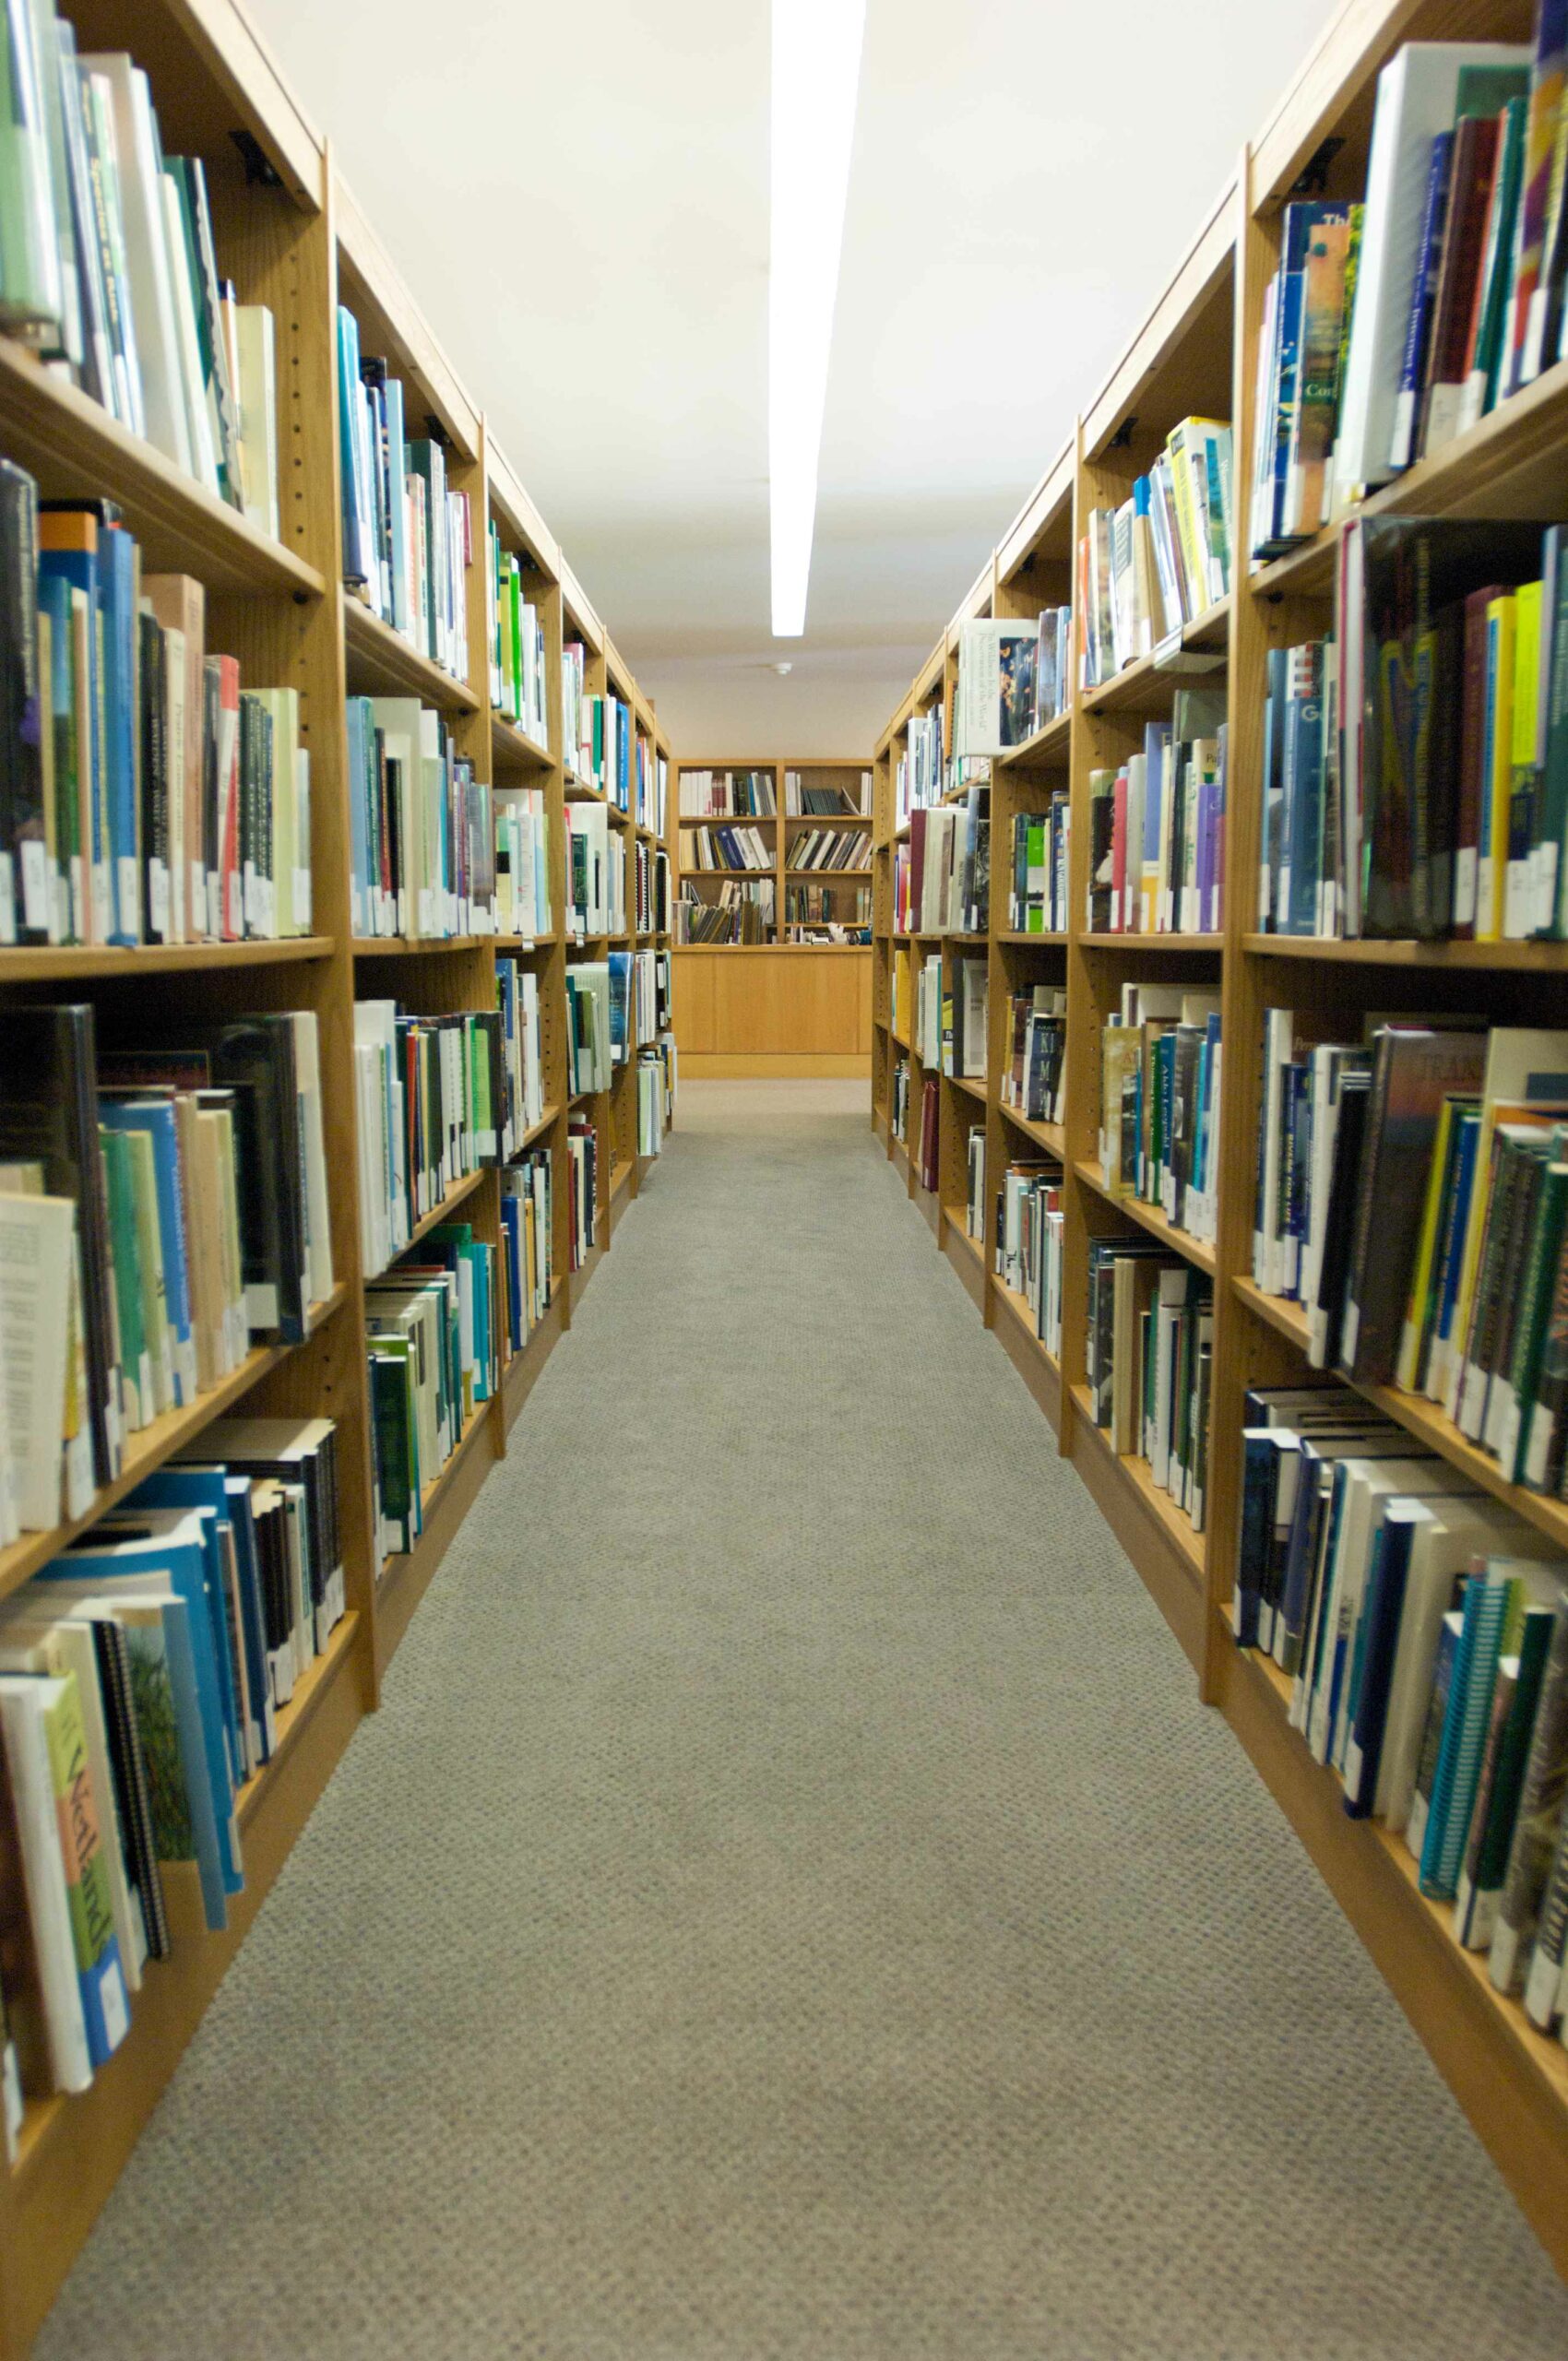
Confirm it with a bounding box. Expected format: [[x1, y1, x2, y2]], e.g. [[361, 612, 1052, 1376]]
[[98, 1123, 148, 1430], [1455, 1602, 1556, 1950], [1503, 1161, 1568, 1478]]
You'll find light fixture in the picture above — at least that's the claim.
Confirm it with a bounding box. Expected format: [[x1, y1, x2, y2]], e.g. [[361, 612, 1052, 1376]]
[[769, 0, 866, 639]]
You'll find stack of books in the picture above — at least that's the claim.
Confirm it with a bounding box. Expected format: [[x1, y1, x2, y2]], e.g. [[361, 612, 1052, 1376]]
[[1000, 987, 1066, 1127], [997, 1159, 1065, 1352], [487, 529, 549, 747], [351, 1002, 513, 1276], [1085, 696, 1227, 935], [679, 769, 776, 816], [1079, 418, 1233, 689], [1087, 1245, 1213, 1524], [368, 1240, 496, 1560], [1007, 802, 1071, 933], [346, 695, 490, 942], [1099, 988, 1223, 1246]]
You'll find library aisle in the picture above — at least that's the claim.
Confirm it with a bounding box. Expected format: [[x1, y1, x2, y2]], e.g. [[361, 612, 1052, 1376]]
[[35, 1086, 1568, 2360]]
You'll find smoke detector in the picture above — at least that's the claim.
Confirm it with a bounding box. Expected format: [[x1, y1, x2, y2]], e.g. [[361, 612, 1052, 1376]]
[[772, 661, 793, 677]]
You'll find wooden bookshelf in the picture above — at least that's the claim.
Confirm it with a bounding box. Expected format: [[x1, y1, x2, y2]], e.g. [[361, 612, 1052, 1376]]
[[0, 5, 678, 2345], [868, 0, 1568, 2286], [674, 757, 873, 947]]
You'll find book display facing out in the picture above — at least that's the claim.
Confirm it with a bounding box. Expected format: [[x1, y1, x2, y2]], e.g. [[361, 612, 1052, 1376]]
[[871, 0, 1568, 2288], [0, 5, 675, 2349]]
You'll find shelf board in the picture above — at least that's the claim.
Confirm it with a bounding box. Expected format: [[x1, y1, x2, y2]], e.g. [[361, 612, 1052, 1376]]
[[999, 1102, 1065, 1158], [493, 933, 559, 952], [1068, 1382, 1206, 1583], [0, 1283, 349, 1603], [490, 712, 552, 769], [996, 710, 1072, 768], [679, 811, 778, 825], [1242, 932, 1568, 969], [350, 934, 489, 957], [1231, 1276, 1568, 1557], [1079, 931, 1223, 953], [1221, 1640, 1568, 2279], [0, 936, 333, 983], [785, 869, 873, 881], [342, 597, 478, 710], [379, 1403, 492, 1582], [941, 1209, 985, 1266], [945, 1072, 988, 1105], [783, 811, 873, 825], [516, 1103, 561, 1150], [992, 1273, 1061, 1372], [892, 1028, 910, 1050], [1251, 353, 1568, 600], [0, 334, 325, 598], [995, 930, 1067, 947], [1080, 599, 1230, 717], [1076, 1159, 1218, 1275], [370, 1164, 489, 1275], [610, 1159, 634, 1204]]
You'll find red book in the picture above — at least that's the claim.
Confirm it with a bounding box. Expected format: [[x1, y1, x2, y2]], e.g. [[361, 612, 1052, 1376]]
[[210, 655, 242, 941], [909, 808, 928, 931], [1420, 113, 1501, 456]]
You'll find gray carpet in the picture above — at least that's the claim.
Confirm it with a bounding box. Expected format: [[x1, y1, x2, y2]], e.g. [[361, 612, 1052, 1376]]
[[38, 1081, 1568, 2359]]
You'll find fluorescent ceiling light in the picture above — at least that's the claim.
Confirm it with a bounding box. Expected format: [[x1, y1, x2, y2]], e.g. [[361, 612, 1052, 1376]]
[[770, 0, 866, 639]]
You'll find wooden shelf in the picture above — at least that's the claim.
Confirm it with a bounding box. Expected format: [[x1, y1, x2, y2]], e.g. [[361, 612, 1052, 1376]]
[[995, 931, 1067, 947], [610, 1159, 634, 1204], [0, 334, 325, 598], [996, 710, 1071, 768], [342, 596, 478, 709], [1079, 931, 1223, 953], [1076, 1160, 1217, 1275], [945, 1072, 987, 1104], [0, 936, 333, 982], [516, 1103, 561, 1150], [1232, 1276, 1568, 1558], [1242, 932, 1568, 969], [351, 934, 490, 957], [379, 1404, 493, 1583], [491, 712, 552, 769], [370, 1164, 489, 1276], [941, 1208, 984, 1264], [1068, 1382, 1206, 1584], [0, 1285, 349, 1605], [1079, 599, 1230, 717], [999, 1103, 1064, 1158], [785, 868, 872, 880]]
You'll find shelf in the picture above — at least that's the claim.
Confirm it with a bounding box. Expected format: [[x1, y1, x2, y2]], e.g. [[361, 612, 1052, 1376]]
[[943, 931, 989, 946], [892, 1029, 910, 1050], [1242, 932, 1568, 969], [0, 1283, 349, 1603], [995, 931, 1067, 947], [999, 1103, 1065, 1158], [370, 1163, 489, 1275], [342, 596, 478, 710], [782, 811, 872, 825], [1076, 1160, 1218, 1275], [490, 712, 552, 769], [785, 869, 872, 881], [12, 1601, 362, 2180], [0, 936, 333, 983], [379, 1403, 493, 1583], [1080, 599, 1230, 717], [996, 710, 1072, 768], [350, 934, 491, 957], [1220, 1640, 1568, 2280], [992, 1274, 1063, 1403], [1231, 1275, 1568, 1559], [1251, 352, 1568, 600], [516, 1103, 561, 1150], [1079, 931, 1223, 953], [679, 811, 778, 825], [0, 333, 325, 598], [493, 933, 560, 952], [941, 1209, 985, 1266], [945, 1072, 988, 1105], [610, 1159, 634, 1204], [1068, 1382, 1206, 1584]]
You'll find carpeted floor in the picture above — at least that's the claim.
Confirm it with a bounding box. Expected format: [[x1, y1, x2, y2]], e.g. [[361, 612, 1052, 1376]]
[[38, 1081, 1568, 2359]]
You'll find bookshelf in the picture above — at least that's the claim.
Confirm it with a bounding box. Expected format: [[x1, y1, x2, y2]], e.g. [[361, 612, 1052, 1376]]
[[672, 757, 873, 1075], [872, 0, 1568, 2285], [0, 3, 675, 2347]]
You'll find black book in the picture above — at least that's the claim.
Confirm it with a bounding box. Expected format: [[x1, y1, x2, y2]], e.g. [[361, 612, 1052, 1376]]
[[0, 459, 46, 944], [0, 1003, 117, 1484], [1313, 1071, 1370, 1372], [89, 1616, 170, 1962]]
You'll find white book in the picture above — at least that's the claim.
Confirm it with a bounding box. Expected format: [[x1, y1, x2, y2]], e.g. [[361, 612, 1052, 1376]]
[[158, 172, 216, 493], [0, 1676, 94, 2092], [0, 1192, 75, 1529], [1335, 43, 1531, 498], [233, 304, 279, 540], [81, 57, 192, 473]]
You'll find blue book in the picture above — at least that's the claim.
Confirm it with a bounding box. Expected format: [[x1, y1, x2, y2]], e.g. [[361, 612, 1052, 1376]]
[[1262, 203, 1345, 553], [1417, 1567, 1515, 1897], [1342, 1509, 1415, 1815], [42, 1511, 243, 1916], [1285, 652, 1325, 935], [131, 1466, 272, 1777], [98, 1099, 194, 1408], [38, 533, 106, 942], [1390, 132, 1454, 472], [384, 374, 410, 635], [336, 307, 370, 587], [98, 522, 139, 943]]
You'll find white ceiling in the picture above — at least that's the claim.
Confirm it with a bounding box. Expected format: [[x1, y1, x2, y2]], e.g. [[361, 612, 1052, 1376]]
[[247, 0, 1341, 756]]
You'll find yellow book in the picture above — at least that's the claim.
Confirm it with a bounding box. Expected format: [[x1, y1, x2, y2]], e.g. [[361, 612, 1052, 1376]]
[[1477, 592, 1516, 941], [1504, 578, 1542, 939], [1395, 1093, 1471, 1392]]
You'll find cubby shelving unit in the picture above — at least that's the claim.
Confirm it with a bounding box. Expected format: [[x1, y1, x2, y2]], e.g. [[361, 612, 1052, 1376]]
[[0, 6, 674, 2349], [871, 0, 1568, 2285], [672, 757, 873, 1076]]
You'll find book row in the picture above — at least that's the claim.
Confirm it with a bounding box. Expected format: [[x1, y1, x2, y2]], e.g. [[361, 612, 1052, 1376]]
[[1007, 801, 1071, 936], [486, 530, 549, 748], [1087, 696, 1227, 937], [901, 801, 989, 938], [678, 823, 773, 875], [1099, 988, 1223, 1247], [1087, 1245, 1213, 1531], [952, 612, 1073, 766], [1234, 1382, 1568, 2037], [996, 1158, 1065, 1356], [674, 881, 773, 944], [678, 769, 776, 818], [1001, 987, 1066, 1128], [1, 469, 309, 949], [0, 1003, 333, 1541], [788, 828, 871, 873], [784, 771, 870, 815], [1080, 417, 1234, 688]]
